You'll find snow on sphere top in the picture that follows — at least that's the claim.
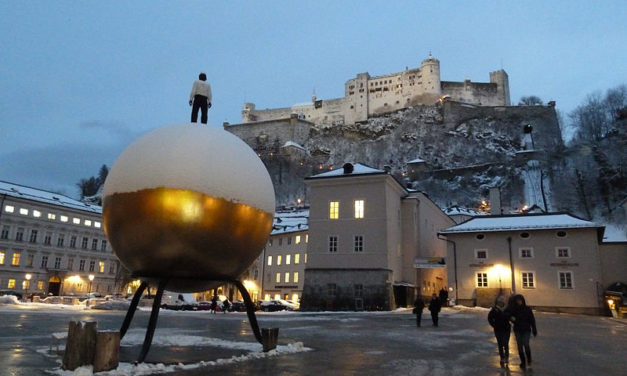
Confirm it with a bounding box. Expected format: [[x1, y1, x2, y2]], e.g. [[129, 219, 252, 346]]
[[103, 124, 275, 213]]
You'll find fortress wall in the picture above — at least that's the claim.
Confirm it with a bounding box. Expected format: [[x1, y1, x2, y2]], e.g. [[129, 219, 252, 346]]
[[441, 81, 504, 106], [225, 118, 313, 151]]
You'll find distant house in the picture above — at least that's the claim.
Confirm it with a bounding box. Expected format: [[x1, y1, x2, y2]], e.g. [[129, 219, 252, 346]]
[[439, 213, 627, 315]]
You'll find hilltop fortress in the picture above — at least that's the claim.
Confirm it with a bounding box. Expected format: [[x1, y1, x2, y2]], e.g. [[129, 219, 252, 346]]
[[241, 54, 510, 126]]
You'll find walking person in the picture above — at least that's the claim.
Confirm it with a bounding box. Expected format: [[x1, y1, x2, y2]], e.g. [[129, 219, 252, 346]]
[[488, 296, 511, 368], [189, 72, 212, 124], [506, 294, 537, 370], [428, 293, 442, 327], [222, 298, 231, 314], [439, 287, 449, 307], [210, 294, 218, 314], [413, 296, 425, 327]]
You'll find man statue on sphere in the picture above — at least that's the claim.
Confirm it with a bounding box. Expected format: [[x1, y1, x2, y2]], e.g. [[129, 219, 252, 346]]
[[189, 72, 212, 124]]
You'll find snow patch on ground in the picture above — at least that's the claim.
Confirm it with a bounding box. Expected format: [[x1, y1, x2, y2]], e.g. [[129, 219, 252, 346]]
[[121, 332, 262, 352], [0, 295, 20, 304], [91, 301, 131, 311]]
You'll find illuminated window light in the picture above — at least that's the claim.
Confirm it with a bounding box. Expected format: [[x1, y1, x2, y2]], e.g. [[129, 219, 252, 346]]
[[84, 220, 92, 226], [4, 205, 14, 213], [94, 222, 101, 228], [48, 213, 56, 220], [73, 218, 80, 224], [33, 210, 42, 218], [60, 215, 69, 222], [19, 208, 29, 215]]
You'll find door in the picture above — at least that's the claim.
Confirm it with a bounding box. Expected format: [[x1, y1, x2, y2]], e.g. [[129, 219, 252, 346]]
[[48, 276, 61, 296]]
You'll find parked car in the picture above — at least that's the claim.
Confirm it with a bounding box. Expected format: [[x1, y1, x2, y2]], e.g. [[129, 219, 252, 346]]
[[160, 291, 198, 311], [230, 300, 248, 312], [104, 293, 125, 301], [260, 300, 295, 312]]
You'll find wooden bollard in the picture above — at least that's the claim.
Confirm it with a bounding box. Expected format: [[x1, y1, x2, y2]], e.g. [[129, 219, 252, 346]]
[[62, 321, 97, 370], [93, 331, 120, 372], [261, 328, 279, 352]]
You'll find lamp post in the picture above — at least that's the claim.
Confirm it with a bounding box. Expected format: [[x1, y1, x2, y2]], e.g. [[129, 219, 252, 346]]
[[25, 273, 32, 302], [88, 274, 95, 307]]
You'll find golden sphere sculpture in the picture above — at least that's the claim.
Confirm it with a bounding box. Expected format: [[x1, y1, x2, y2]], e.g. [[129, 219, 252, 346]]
[[102, 124, 275, 292]]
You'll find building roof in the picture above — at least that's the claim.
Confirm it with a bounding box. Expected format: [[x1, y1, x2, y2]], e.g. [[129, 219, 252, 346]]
[[440, 213, 600, 234], [602, 224, 627, 243], [272, 209, 309, 235], [443, 205, 483, 217], [306, 163, 385, 179], [407, 158, 425, 164], [0, 180, 101, 214]]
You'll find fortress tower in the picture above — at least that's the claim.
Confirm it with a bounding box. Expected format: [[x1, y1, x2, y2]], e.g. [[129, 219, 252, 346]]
[[489, 70, 511, 106]]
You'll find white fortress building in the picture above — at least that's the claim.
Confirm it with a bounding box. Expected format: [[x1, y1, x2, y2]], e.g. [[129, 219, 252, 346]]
[[242, 54, 510, 126]]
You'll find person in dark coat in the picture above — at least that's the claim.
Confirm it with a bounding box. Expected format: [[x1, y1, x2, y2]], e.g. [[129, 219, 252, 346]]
[[506, 294, 537, 369], [210, 294, 218, 314], [439, 287, 449, 307], [222, 298, 231, 314], [428, 293, 442, 327], [488, 295, 511, 368], [413, 297, 425, 327]]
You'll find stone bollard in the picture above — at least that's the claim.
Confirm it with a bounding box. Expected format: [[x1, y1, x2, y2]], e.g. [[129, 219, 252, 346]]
[[63, 321, 97, 370], [261, 328, 279, 352], [93, 331, 120, 372]]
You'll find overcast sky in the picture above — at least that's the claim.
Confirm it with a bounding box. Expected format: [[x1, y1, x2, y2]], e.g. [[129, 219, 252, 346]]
[[1, 1, 625, 197]]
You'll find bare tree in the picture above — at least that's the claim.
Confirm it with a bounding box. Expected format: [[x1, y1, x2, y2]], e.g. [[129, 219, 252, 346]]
[[518, 96, 543, 106]]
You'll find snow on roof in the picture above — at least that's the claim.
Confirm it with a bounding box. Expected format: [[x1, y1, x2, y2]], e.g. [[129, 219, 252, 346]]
[[407, 158, 425, 164], [441, 213, 600, 234], [0, 180, 101, 214], [602, 224, 627, 243], [308, 163, 385, 179], [444, 206, 483, 217], [272, 209, 309, 235], [281, 141, 306, 151]]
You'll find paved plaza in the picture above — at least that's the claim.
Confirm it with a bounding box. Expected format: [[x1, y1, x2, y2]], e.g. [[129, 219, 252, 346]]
[[0, 305, 624, 376]]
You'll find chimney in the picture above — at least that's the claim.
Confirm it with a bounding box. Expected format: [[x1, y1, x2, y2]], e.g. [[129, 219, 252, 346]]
[[343, 163, 354, 174], [489, 187, 502, 215], [383, 165, 392, 174]]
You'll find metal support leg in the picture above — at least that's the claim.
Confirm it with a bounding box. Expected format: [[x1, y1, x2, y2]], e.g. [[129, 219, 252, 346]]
[[120, 281, 148, 340], [233, 280, 263, 344], [137, 279, 167, 363]]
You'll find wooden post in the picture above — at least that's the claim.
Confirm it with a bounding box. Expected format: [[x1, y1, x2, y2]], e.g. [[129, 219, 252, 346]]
[[261, 328, 279, 352], [93, 331, 120, 372], [62, 321, 97, 370]]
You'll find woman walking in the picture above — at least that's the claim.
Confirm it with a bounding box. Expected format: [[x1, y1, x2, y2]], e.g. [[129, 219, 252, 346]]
[[488, 296, 511, 368], [428, 293, 442, 327], [413, 296, 425, 327], [507, 294, 537, 370]]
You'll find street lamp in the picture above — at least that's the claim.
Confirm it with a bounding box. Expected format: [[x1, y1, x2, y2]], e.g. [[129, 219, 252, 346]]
[[88, 274, 95, 307], [25, 273, 32, 302], [492, 264, 507, 292]]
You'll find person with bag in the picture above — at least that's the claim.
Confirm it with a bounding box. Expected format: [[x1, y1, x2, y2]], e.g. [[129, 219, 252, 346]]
[[488, 295, 511, 368], [413, 296, 425, 327], [189, 72, 212, 124], [506, 294, 537, 370], [428, 293, 442, 327]]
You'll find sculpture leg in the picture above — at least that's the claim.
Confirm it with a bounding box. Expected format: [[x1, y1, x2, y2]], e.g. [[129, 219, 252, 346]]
[[137, 279, 167, 363], [233, 280, 263, 343], [120, 281, 148, 339]]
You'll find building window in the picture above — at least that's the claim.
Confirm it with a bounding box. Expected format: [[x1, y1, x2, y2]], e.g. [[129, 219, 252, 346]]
[[354, 235, 364, 252], [329, 236, 338, 253], [82, 237, 89, 249], [267, 256, 273, 266], [559, 271, 573, 289], [60, 215, 68, 222], [268, 239, 273, 247], [22, 280, 30, 290], [94, 221, 101, 229], [48, 213, 56, 220], [37, 280, 44, 290], [44, 232, 52, 245], [278, 238, 283, 246], [475, 249, 488, 259], [294, 253, 300, 264], [89, 260, 95, 272], [354, 284, 363, 298], [476, 234, 485, 240], [54, 257, 61, 269], [7, 279, 15, 289], [11, 252, 20, 266], [327, 283, 337, 297], [26, 254, 34, 267], [99, 261, 105, 273], [29, 229, 38, 243], [109, 262, 116, 274], [293, 272, 299, 283], [522, 272, 535, 288], [295, 235, 301, 244], [275, 273, 281, 283], [84, 220, 92, 227], [286, 254, 291, 265], [329, 201, 339, 219], [520, 232, 530, 239], [305, 234, 308, 243], [40, 255, 48, 269], [70, 236, 77, 248], [284, 272, 290, 283], [1, 225, 9, 239], [556, 230, 567, 238], [16, 227, 24, 242], [287, 236, 292, 245], [57, 234, 65, 247], [476, 272, 488, 287], [73, 218, 81, 225], [305, 253, 307, 263], [519, 248, 533, 258], [354, 200, 364, 219], [0, 251, 4, 265], [79, 259, 85, 271], [277, 255, 282, 265], [4, 205, 15, 213], [68, 257, 74, 270], [92, 239, 98, 251], [33, 210, 41, 218], [19, 208, 29, 215], [556, 247, 570, 258]]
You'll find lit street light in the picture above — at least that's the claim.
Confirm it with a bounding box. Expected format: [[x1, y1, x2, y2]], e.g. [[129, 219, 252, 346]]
[[25, 273, 32, 302], [88, 274, 95, 307]]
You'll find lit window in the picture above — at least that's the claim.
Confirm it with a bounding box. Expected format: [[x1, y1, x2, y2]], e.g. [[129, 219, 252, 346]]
[[275, 273, 281, 283], [94, 221, 101, 228], [277, 255, 282, 265], [305, 253, 308, 263], [274, 294, 280, 300], [4, 205, 14, 213], [522, 272, 535, 288], [354, 235, 364, 252], [19, 208, 29, 215], [99, 261, 105, 273], [559, 271, 573, 289], [556, 247, 570, 258], [85, 220, 92, 226], [48, 213, 56, 220], [475, 249, 488, 259], [284, 272, 290, 283], [73, 218, 81, 225], [33, 210, 42, 218], [286, 254, 291, 265], [520, 248, 533, 258], [295, 235, 301, 244], [354, 200, 364, 219], [37, 281, 44, 290], [11, 252, 20, 266], [293, 272, 299, 283], [329, 236, 338, 253], [0, 252, 5, 264], [60, 216, 69, 222], [305, 234, 308, 243], [22, 280, 30, 290], [292, 293, 299, 302], [329, 201, 339, 219], [294, 254, 300, 264], [8, 279, 15, 289], [267, 256, 273, 266], [476, 272, 488, 287], [264, 293, 271, 301]]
